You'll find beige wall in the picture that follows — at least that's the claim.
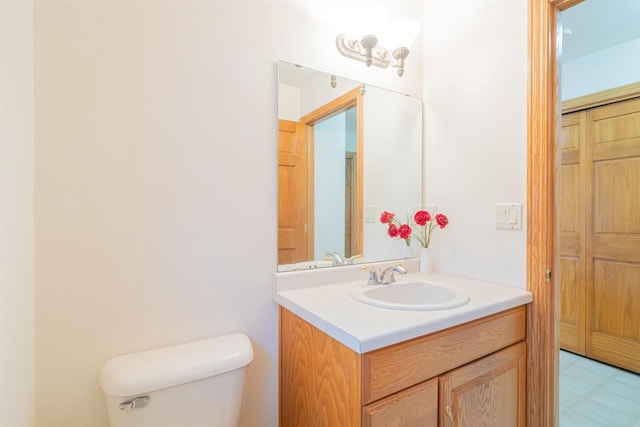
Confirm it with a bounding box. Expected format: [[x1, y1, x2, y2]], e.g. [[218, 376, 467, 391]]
[[33, 1, 422, 426], [0, 0, 36, 426], [422, 0, 528, 288]]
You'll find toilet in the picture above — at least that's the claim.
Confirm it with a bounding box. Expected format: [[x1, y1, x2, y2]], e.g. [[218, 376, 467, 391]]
[[99, 333, 253, 427]]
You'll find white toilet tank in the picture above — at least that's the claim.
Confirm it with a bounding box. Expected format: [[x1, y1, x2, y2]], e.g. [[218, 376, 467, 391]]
[[99, 333, 253, 427]]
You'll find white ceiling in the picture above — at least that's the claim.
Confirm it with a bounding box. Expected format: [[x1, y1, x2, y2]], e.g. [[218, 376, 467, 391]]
[[561, 0, 640, 62]]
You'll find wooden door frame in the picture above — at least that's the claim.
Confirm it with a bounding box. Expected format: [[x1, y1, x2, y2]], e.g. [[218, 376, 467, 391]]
[[300, 87, 364, 257], [527, 0, 584, 425], [344, 151, 357, 257]]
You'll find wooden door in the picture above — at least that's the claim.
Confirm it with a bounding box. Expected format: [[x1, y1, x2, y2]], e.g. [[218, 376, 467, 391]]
[[439, 342, 526, 427], [278, 119, 309, 264], [559, 111, 587, 354], [585, 97, 640, 373]]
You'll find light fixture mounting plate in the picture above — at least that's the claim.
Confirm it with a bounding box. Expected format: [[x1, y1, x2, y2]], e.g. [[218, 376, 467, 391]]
[[335, 34, 391, 69]]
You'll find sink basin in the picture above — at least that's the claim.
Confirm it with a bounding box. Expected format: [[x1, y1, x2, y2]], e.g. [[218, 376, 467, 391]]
[[349, 281, 470, 311]]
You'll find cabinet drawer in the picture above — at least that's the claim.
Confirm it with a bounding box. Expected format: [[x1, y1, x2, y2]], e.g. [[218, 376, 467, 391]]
[[362, 377, 438, 427], [362, 306, 526, 404]]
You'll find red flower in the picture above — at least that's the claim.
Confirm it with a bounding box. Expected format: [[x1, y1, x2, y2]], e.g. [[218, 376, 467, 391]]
[[380, 211, 395, 224], [436, 213, 449, 229], [380, 208, 449, 249], [414, 210, 431, 226], [398, 224, 411, 239], [387, 223, 399, 237]]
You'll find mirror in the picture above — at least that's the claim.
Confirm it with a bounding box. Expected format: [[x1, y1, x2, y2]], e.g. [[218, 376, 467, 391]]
[[277, 61, 422, 272]]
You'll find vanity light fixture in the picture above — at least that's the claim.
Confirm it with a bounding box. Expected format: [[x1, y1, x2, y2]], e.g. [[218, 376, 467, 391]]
[[335, 19, 419, 77], [391, 47, 410, 77], [336, 34, 391, 69]]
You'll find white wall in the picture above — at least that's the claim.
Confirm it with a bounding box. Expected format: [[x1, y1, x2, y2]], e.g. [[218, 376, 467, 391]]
[[33, 1, 422, 426], [0, 0, 36, 426], [314, 113, 346, 257], [422, 0, 527, 288], [363, 86, 422, 260], [562, 37, 640, 100]]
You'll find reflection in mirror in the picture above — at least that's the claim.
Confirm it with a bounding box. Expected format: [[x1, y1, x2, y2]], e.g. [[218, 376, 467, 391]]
[[277, 61, 422, 272]]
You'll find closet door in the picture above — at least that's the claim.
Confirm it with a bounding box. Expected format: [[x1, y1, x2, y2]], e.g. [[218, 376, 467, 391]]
[[586, 97, 640, 373], [559, 111, 587, 354]]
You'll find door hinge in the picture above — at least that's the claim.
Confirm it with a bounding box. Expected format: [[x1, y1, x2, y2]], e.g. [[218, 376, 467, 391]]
[[545, 269, 552, 283]]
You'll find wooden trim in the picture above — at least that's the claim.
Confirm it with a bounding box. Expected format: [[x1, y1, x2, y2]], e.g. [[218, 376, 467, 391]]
[[527, 3, 558, 423], [562, 81, 640, 113], [528, 1, 584, 426], [300, 87, 360, 124]]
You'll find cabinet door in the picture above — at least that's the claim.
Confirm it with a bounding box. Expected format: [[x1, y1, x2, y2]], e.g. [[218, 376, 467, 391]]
[[439, 342, 525, 427], [363, 378, 437, 427]]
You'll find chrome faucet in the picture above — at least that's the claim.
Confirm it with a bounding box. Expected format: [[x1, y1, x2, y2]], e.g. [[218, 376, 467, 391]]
[[345, 254, 362, 265], [363, 264, 408, 285], [325, 251, 344, 266]]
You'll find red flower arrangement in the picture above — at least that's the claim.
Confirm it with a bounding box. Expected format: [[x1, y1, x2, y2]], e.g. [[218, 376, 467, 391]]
[[380, 210, 449, 248]]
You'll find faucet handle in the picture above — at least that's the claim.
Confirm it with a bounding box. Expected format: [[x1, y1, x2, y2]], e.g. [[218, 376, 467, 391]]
[[361, 266, 381, 285], [324, 251, 344, 266], [346, 254, 363, 265]]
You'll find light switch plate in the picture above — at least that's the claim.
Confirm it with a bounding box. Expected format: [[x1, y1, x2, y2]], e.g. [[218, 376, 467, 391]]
[[496, 204, 522, 230]]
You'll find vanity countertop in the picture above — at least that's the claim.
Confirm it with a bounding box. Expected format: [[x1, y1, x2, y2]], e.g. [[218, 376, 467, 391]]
[[273, 264, 532, 353]]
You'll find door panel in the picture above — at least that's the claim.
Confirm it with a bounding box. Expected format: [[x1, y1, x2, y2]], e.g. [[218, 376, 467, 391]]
[[586, 97, 640, 373], [439, 342, 526, 427], [278, 119, 309, 264]]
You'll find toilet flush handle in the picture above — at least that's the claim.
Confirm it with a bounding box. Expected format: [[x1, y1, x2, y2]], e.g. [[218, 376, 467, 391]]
[[119, 396, 150, 411]]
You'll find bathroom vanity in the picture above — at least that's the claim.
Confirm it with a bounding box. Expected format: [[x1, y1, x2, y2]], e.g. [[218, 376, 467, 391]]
[[275, 62, 532, 426], [274, 263, 532, 427]]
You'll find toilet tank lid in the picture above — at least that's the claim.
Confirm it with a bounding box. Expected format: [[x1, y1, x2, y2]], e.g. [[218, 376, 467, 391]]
[[99, 333, 253, 397]]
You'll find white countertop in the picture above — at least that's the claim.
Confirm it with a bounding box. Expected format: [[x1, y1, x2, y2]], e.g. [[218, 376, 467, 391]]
[[273, 264, 532, 354]]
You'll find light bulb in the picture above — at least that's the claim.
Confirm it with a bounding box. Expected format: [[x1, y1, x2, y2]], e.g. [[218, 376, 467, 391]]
[[352, 4, 390, 36], [384, 19, 420, 48]]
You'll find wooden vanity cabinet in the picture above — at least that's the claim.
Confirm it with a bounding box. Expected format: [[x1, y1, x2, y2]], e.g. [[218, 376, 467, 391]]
[[279, 305, 526, 427]]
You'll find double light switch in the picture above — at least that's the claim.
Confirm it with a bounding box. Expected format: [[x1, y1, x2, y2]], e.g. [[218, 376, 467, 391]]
[[495, 204, 522, 230]]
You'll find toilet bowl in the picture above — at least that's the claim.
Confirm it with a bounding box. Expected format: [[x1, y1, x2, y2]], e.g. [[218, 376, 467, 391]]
[[99, 333, 253, 427]]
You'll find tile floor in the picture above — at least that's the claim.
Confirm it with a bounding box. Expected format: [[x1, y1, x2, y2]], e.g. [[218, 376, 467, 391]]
[[559, 350, 640, 426]]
